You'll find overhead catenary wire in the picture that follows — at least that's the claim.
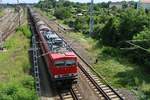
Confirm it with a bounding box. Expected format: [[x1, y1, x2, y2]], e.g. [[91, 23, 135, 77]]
[[126, 39, 150, 42]]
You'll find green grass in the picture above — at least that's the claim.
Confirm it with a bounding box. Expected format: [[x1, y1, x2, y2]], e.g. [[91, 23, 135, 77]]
[[0, 9, 4, 17], [0, 23, 37, 100]]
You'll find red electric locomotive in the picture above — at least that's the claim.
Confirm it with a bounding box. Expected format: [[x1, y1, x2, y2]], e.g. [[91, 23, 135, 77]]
[[31, 12, 78, 83]]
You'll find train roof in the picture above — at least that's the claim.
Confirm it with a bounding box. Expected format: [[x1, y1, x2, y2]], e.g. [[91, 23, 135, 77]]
[[50, 52, 76, 60], [42, 30, 73, 55], [37, 21, 45, 26], [32, 13, 76, 59], [34, 17, 40, 22], [39, 25, 50, 31], [32, 13, 38, 16]]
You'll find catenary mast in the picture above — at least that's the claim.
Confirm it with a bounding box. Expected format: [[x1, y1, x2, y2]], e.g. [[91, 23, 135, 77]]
[[89, 0, 94, 36]]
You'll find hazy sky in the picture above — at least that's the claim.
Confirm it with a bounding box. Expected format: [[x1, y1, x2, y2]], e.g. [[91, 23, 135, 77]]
[[1, 0, 138, 4]]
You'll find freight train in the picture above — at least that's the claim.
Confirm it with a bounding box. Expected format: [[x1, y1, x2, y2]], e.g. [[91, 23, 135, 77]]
[[28, 8, 78, 84]]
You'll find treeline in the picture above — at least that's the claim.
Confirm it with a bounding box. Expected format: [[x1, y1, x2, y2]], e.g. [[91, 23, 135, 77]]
[[36, 0, 150, 70]]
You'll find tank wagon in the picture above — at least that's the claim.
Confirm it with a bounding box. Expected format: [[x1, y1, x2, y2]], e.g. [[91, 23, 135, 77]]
[[28, 8, 78, 84]]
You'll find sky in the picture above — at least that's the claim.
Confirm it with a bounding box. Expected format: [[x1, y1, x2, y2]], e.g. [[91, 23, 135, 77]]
[[1, 0, 138, 4]]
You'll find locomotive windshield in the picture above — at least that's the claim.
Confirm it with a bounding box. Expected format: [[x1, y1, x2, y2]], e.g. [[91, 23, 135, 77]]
[[55, 60, 76, 67], [55, 61, 65, 66], [66, 60, 76, 66]]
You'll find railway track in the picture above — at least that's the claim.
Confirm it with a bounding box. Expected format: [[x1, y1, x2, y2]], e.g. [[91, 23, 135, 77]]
[[57, 87, 80, 100], [0, 8, 24, 42], [32, 10, 126, 100], [61, 30, 124, 100], [78, 62, 123, 100], [60, 38, 124, 100], [29, 10, 83, 100], [55, 83, 84, 100], [2, 14, 18, 41]]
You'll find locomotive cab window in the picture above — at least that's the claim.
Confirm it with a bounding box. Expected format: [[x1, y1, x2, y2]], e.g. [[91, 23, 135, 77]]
[[55, 61, 65, 67], [55, 60, 76, 67], [66, 60, 76, 66]]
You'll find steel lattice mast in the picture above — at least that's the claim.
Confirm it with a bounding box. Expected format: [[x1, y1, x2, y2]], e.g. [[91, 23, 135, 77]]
[[89, 0, 94, 36], [0, 0, 3, 49], [17, 0, 21, 26], [137, 0, 141, 9], [0, 0, 2, 8]]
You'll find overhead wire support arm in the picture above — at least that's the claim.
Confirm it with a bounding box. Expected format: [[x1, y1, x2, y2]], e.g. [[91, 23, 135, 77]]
[[126, 41, 150, 53], [119, 39, 150, 50], [126, 39, 150, 42]]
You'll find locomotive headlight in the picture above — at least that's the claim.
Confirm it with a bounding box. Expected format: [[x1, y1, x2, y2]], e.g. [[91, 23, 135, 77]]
[[72, 73, 78, 76], [54, 75, 58, 78], [59, 75, 62, 77], [68, 74, 72, 76]]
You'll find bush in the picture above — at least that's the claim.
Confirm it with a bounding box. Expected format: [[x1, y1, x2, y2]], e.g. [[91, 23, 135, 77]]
[[0, 82, 37, 100], [16, 25, 32, 39], [64, 18, 74, 28], [21, 76, 35, 90], [101, 47, 120, 57], [54, 7, 71, 20]]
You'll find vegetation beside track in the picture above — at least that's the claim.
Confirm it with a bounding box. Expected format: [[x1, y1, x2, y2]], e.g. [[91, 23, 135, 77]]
[[0, 23, 37, 100], [64, 31, 150, 99], [0, 9, 4, 17]]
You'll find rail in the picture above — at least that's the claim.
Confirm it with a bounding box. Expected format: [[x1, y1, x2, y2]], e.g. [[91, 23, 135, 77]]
[[29, 9, 41, 97], [30, 9, 124, 100], [45, 20, 124, 100], [45, 22, 124, 99], [58, 88, 79, 100], [70, 88, 79, 100]]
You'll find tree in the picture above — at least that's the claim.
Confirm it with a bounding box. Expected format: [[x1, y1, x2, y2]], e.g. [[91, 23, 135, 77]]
[[35, 0, 56, 10], [101, 17, 121, 46], [133, 28, 150, 40]]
